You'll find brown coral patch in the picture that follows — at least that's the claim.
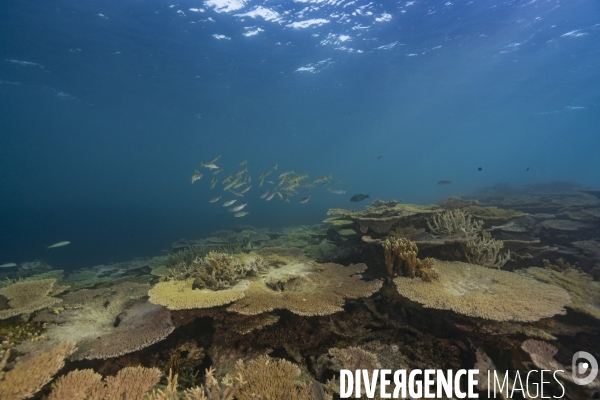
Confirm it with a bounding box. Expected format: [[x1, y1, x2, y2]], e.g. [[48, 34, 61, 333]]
[[0, 279, 63, 320], [228, 263, 382, 316], [149, 279, 249, 310]]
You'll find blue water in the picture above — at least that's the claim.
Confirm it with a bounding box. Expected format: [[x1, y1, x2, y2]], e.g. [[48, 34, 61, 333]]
[[1, 0, 599, 269]]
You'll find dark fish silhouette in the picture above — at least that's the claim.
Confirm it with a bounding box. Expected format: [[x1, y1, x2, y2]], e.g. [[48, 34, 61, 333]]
[[377, 156, 383, 159], [477, 167, 483, 171], [350, 194, 369, 202], [526, 167, 530, 171], [438, 180, 455, 185]]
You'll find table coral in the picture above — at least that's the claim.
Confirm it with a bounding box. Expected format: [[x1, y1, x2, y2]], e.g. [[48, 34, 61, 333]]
[[228, 262, 381, 316], [391, 261, 570, 322], [149, 279, 249, 310], [0, 278, 64, 320]]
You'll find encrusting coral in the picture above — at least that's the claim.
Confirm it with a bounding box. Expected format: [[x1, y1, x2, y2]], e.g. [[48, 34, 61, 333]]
[[391, 261, 571, 322], [382, 237, 438, 281], [227, 262, 382, 316], [0, 278, 65, 320], [0, 341, 76, 400]]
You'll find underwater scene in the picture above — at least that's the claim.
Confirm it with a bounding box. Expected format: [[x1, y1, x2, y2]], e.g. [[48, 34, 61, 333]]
[[1, 0, 600, 399]]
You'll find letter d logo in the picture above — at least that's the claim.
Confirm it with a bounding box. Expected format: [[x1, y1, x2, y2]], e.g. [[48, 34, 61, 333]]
[[572, 351, 598, 385]]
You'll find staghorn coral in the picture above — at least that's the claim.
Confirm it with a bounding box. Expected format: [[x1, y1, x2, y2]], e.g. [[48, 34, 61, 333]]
[[427, 209, 483, 236], [523, 267, 600, 319], [0, 278, 64, 320], [148, 367, 244, 400], [463, 231, 511, 269], [234, 355, 314, 400], [48, 366, 162, 400], [20, 282, 174, 361], [169, 252, 266, 291], [382, 237, 438, 281], [0, 341, 76, 400], [227, 262, 382, 316], [391, 261, 571, 322], [149, 279, 249, 311]]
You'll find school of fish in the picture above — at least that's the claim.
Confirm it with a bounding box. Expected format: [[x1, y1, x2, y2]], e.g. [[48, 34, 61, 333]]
[[191, 155, 341, 217]]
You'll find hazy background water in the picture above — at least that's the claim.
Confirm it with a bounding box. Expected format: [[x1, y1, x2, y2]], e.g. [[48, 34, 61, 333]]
[[1, 0, 599, 269]]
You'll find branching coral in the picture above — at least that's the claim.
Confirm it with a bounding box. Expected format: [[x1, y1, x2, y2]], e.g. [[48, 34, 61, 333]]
[[148, 368, 244, 400], [48, 366, 162, 400], [169, 252, 266, 291], [392, 261, 571, 322], [329, 347, 381, 371], [382, 237, 438, 281], [0, 341, 76, 400], [427, 209, 483, 236], [463, 231, 511, 269]]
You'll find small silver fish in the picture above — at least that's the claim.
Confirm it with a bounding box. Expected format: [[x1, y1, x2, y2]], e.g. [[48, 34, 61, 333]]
[[223, 199, 237, 207], [0, 263, 17, 268], [234, 211, 249, 217], [191, 170, 203, 184], [208, 154, 222, 164], [230, 190, 244, 197], [239, 159, 248, 166], [266, 192, 276, 201], [260, 190, 270, 199], [223, 182, 235, 191], [279, 170, 294, 179], [300, 195, 310, 204], [229, 203, 248, 212], [240, 186, 252, 194], [201, 163, 219, 169], [209, 195, 222, 203], [437, 180, 455, 185], [47, 241, 70, 250], [328, 188, 346, 194]]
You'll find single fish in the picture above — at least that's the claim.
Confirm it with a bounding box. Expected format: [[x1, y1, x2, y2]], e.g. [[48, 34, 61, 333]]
[[350, 194, 369, 202], [526, 167, 530, 171], [300, 195, 310, 204], [239, 159, 248, 166], [377, 155, 383, 159], [240, 186, 252, 194], [233, 182, 245, 189], [313, 175, 332, 185], [0, 263, 17, 268], [234, 211, 249, 217], [266, 192, 276, 201], [209, 195, 222, 203], [260, 190, 270, 199], [212, 168, 223, 175], [201, 163, 219, 170], [279, 170, 295, 179], [272, 163, 278, 170], [235, 168, 248, 176], [223, 199, 237, 207], [47, 241, 70, 250], [210, 176, 219, 189], [328, 188, 346, 194], [208, 154, 222, 164], [477, 167, 483, 171], [438, 180, 455, 185], [229, 203, 248, 212], [230, 190, 244, 197], [223, 182, 236, 191], [191, 170, 203, 184]]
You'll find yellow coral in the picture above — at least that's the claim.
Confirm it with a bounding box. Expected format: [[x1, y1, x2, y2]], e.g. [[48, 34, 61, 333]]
[[392, 261, 570, 322], [149, 279, 249, 310], [382, 237, 438, 281]]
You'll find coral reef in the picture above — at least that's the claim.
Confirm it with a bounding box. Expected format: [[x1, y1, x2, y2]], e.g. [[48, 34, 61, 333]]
[[427, 209, 483, 236], [149, 279, 249, 310]]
